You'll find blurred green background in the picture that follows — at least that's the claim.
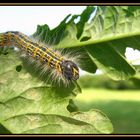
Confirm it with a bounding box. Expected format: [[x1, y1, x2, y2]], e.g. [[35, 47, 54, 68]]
[[75, 73, 140, 134]]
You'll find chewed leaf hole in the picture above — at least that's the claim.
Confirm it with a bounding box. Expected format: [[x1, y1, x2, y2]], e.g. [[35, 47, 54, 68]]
[[16, 65, 22, 72], [80, 36, 91, 42]]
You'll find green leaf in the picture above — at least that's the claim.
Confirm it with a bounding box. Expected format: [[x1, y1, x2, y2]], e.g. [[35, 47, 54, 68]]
[[0, 50, 113, 134], [79, 6, 140, 53], [86, 44, 135, 80], [76, 6, 96, 39], [33, 14, 72, 45]]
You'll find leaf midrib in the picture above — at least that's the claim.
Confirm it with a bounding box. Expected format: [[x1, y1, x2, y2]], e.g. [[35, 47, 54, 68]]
[[57, 31, 140, 48]]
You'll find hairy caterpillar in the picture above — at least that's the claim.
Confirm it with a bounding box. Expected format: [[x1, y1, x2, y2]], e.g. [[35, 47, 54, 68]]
[[0, 31, 79, 86]]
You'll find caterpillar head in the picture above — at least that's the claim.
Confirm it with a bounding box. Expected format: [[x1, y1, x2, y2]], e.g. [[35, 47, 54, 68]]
[[61, 60, 79, 81]]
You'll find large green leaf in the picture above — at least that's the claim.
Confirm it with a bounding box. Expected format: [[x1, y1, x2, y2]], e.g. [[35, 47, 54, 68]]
[[33, 6, 140, 80], [0, 49, 113, 134]]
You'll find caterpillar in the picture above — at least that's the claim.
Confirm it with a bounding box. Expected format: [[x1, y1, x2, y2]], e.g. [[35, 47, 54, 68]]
[[0, 31, 79, 86]]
